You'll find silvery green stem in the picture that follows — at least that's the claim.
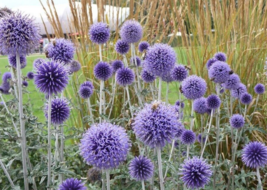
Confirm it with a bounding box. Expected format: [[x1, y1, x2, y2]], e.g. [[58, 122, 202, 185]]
[[157, 148, 165, 190], [131, 43, 141, 91], [165, 83, 169, 104], [106, 170, 110, 190], [123, 55, 128, 66], [59, 125, 64, 183], [10, 68, 18, 98], [47, 94, 52, 188], [102, 169, 106, 190], [158, 78, 162, 101], [256, 167, 263, 190], [126, 86, 133, 117], [99, 80, 104, 122], [150, 83, 155, 100], [108, 77, 117, 119], [87, 98, 95, 123], [0, 158, 15, 189], [200, 115, 203, 153], [201, 110, 213, 158], [244, 105, 247, 117], [190, 103, 194, 130], [16, 53, 29, 190], [164, 140, 175, 178], [99, 45, 102, 61], [254, 94, 259, 112], [142, 180, 145, 190], [186, 145, 190, 159], [133, 81, 143, 106]]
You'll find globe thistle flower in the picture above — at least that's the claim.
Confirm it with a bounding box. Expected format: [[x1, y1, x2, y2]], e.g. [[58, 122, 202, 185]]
[[0, 7, 13, 18], [0, 12, 40, 55], [206, 94, 221, 110], [181, 130, 196, 145], [34, 61, 69, 95], [231, 83, 247, 99], [46, 38, 75, 64], [141, 70, 156, 83], [27, 72, 34, 80], [224, 73, 240, 90], [220, 87, 225, 94], [240, 93, 252, 105], [120, 20, 143, 43], [175, 100, 185, 108], [145, 43, 176, 77], [8, 54, 27, 69], [87, 168, 101, 184], [130, 56, 141, 67], [116, 67, 135, 86], [161, 72, 174, 83], [133, 101, 180, 148], [94, 61, 113, 81], [0, 82, 11, 94], [33, 58, 45, 70], [2, 72, 11, 83], [197, 134, 206, 144], [79, 86, 93, 99], [214, 52, 227, 62], [79, 123, 131, 169], [129, 156, 154, 181], [138, 41, 149, 52], [181, 157, 212, 189], [58, 178, 86, 190], [230, 114, 245, 129], [45, 98, 70, 125], [181, 75, 207, 100], [22, 81, 28, 87], [69, 60, 81, 73], [171, 65, 188, 82], [193, 97, 207, 114], [206, 58, 217, 70], [111, 60, 124, 73], [208, 61, 231, 83], [81, 81, 94, 90], [242, 141, 267, 168], [89, 22, 110, 44], [254, 83, 265, 94], [115, 40, 130, 55]]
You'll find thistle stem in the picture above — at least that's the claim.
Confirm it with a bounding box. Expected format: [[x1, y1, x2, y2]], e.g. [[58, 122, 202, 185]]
[[0, 158, 15, 189], [106, 170, 110, 190], [59, 125, 64, 183], [150, 83, 155, 100], [123, 55, 128, 66], [157, 148, 165, 190], [10, 68, 18, 98], [99, 45, 102, 61], [165, 83, 169, 104], [186, 145, 190, 159], [87, 98, 95, 123], [47, 94, 52, 188], [99, 80, 104, 122], [201, 110, 213, 158], [158, 78, 162, 101], [16, 53, 29, 190], [200, 115, 203, 153], [190, 103, 194, 130], [256, 167, 263, 190], [254, 94, 259, 112], [164, 140, 175, 178], [126, 86, 133, 117], [142, 180, 145, 190]]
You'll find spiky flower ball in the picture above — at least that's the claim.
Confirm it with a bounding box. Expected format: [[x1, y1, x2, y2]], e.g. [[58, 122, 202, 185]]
[[58, 178, 86, 190], [45, 98, 70, 125], [69, 60, 81, 73], [141, 70, 156, 83], [0, 12, 40, 55], [138, 41, 149, 52], [230, 114, 245, 129], [120, 20, 143, 43], [181, 157, 212, 189], [116, 67, 135, 86], [0, 72, 12, 94], [94, 61, 113, 81], [89, 22, 110, 44], [79, 123, 131, 169], [130, 56, 141, 67], [224, 73, 240, 90], [181, 130, 196, 145], [0, 7, 13, 18], [115, 40, 130, 55], [208, 61, 231, 83], [87, 168, 101, 184], [111, 60, 124, 73], [27, 72, 34, 80], [240, 93, 252, 105], [129, 156, 154, 181], [22, 81, 28, 87], [242, 141, 267, 168], [33, 58, 45, 70], [181, 75, 207, 100], [193, 97, 207, 114], [254, 83, 265, 95], [8, 54, 27, 69], [34, 61, 69, 95], [197, 134, 206, 144], [175, 100, 185, 108], [230, 83, 247, 99], [2, 72, 12, 82], [171, 65, 188, 82], [206, 94, 221, 110], [214, 52, 227, 62], [133, 101, 180, 148], [81, 81, 94, 90], [79, 86, 93, 99], [206, 58, 217, 70]]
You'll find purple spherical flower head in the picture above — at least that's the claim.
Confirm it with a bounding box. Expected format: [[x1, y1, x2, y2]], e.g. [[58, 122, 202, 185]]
[[224, 73, 240, 90], [94, 61, 113, 81], [34, 61, 69, 95], [79, 86, 93, 99], [133, 101, 180, 148], [116, 67, 135, 86], [69, 60, 81, 73], [181, 75, 207, 100], [79, 123, 131, 169], [111, 60, 124, 73], [8, 54, 27, 69], [81, 81, 94, 90], [161, 72, 174, 83], [120, 20, 143, 43], [220, 87, 225, 94], [240, 93, 252, 105], [206, 94, 221, 110], [89, 22, 110, 44], [230, 114, 245, 129], [129, 156, 154, 181], [0, 83, 10, 94], [181, 157, 212, 189], [254, 83, 265, 94], [27, 72, 34, 80], [206, 58, 217, 70], [58, 178, 86, 190], [138, 41, 149, 52], [193, 97, 207, 114], [22, 81, 28, 87], [130, 56, 141, 67], [208, 61, 231, 83], [33, 58, 45, 70], [2, 72, 11, 83], [141, 70, 156, 83], [171, 65, 188, 82], [242, 141, 267, 168], [175, 100, 185, 108], [214, 52, 227, 62], [181, 130, 196, 145], [45, 98, 70, 125], [145, 43, 176, 77], [231, 83, 247, 99], [197, 134, 206, 144], [0, 12, 40, 55], [115, 40, 130, 55]]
